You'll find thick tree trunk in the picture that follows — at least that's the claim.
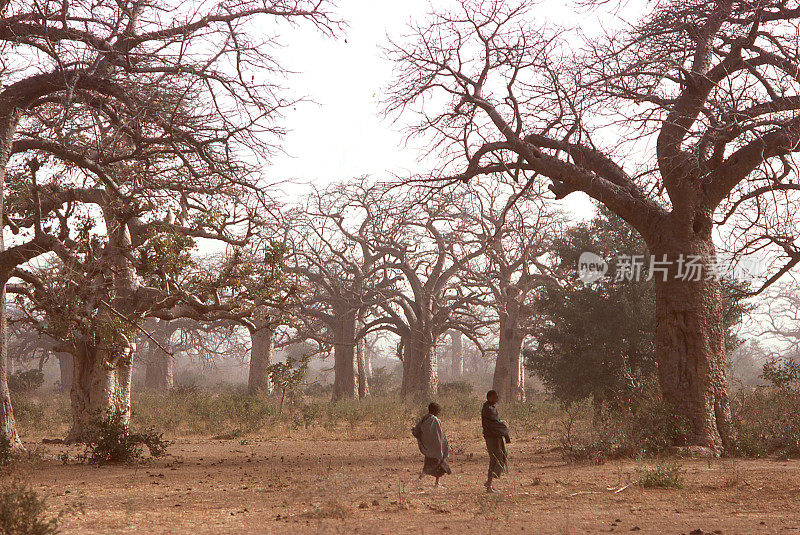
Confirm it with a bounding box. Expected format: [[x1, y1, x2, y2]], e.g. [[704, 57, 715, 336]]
[[653, 242, 731, 453], [0, 114, 21, 450], [66, 342, 134, 443], [356, 338, 370, 399], [364, 341, 373, 379], [145, 348, 173, 391], [493, 321, 525, 402], [400, 330, 438, 398], [57, 352, 73, 392], [247, 324, 274, 395], [450, 330, 463, 378], [0, 284, 22, 450], [144, 322, 173, 391], [331, 316, 357, 401]]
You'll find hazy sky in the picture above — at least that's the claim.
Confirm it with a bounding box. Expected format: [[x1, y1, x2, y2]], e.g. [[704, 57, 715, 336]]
[[265, 0, 587, 204]]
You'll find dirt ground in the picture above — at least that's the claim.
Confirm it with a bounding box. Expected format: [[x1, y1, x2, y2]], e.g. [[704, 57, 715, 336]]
[[6, 430, 800, 535]]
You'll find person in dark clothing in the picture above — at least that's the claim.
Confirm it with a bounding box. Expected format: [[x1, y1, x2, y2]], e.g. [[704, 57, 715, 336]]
[[481, 390, 510, 492], [412, 402, 451, 488]]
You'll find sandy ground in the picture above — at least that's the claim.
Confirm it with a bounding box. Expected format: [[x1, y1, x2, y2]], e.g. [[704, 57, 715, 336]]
[[6, 431, 800, 535]]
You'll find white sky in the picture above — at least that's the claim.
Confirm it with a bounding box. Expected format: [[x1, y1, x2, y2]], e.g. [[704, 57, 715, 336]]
[[265, 0, 592, 214]]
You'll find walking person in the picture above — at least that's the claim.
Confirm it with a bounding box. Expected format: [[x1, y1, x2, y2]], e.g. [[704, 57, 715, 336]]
[[412, 402, 451, 488], [482, 390, 510, 492]]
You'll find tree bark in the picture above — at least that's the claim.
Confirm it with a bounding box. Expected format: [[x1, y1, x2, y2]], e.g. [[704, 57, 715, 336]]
[[400, 330, 438, 398], [356, 338, 370, 399], [144, 322, 173, 391], [493, 321, 526, 402], [56, 352, 73, 393], [653, 242, 731, 453], [66, 341, 134, 443], [0, 112, 22, 450], [0, 284, 22, 450], [450, 330, 463, 378], [247, 323, 274, 395], [363, 340, 373, 379], [332, 312, 357, 401], [144, 346, 173, 391]]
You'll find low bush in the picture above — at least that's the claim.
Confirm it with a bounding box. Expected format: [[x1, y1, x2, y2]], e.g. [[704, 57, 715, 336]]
[[12, 398, 46, 428], [730, 386, 800, 458], [82, 412, 169, 465], [438, 380, 473, 396], [133, 386, 276, 434], [8, 370, 45, 395], [0, 482, 59, 535], [367, 367, 395, 396], [557, 397, 691, 462], [614, 399, 690, 457], [639, 462, 684, 489]]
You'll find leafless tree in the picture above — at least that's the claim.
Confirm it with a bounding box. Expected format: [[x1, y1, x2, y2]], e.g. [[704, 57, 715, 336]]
[[369, 189, 485, 398], [757, 279, 800, 353], [286, 181, 390, 400], [386, 0, 800, 450], [459, 182, 560, 401]]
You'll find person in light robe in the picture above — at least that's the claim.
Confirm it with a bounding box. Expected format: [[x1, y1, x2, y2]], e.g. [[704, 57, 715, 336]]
[[412, 402, 451, 488]]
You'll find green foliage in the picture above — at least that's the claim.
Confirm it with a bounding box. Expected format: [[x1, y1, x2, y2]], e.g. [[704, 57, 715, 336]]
[[92, 315, 139, 356], [0, 483, 60, 535], [82, 412, 169, 465], [761, 357, 800, 389], [639, 462, 684, 489], [529, 207, 750, 414], [7, 370, 44, 394], [138, 228, 197, 284], [268, 356, 310, 415], [527, 208, 657, 406]]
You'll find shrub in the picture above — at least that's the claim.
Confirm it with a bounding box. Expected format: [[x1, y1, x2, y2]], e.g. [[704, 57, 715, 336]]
[[639, 462, 684, 489], [730, 386, 800, 457], [82, 412, 169, 465], [12, 398, 46, 427], [132, 387, 275, 434], [438, 380, 472, 396], [302, 382, 332, 397], [615, 399, 690, 456], [8, 370, 44, 394], [368, 367, 394, 396], [0, 483, 59, 535], [0, 436, 14, 467], [557, 398, 691, 462]]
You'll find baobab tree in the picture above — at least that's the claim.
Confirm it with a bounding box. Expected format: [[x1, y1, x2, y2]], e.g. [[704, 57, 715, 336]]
[[460, 183, 559, 401], [287, 182, 389, 400], [192, 243, 295, 397], [387, 0, 800, 451], [140, 319, 180, 391], [370, 191, 485, 398]]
